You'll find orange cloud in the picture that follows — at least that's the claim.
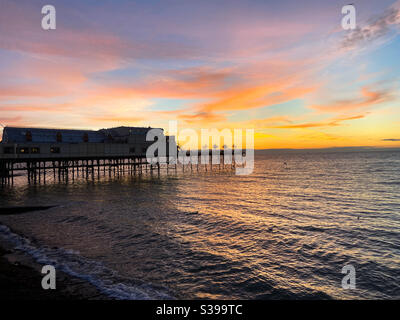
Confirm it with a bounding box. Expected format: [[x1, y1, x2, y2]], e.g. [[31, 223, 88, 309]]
[[88, 116, 144, 124], [0, 103, 75, 113], [0, 84, 67, 99], [272, 114, 366, 129], [311, 88, 391, 113], [177, 112, 227, 125], [198, 85, 313, 113]]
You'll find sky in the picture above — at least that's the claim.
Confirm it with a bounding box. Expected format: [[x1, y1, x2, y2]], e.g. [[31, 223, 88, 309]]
[[0, 0, 399, 149]]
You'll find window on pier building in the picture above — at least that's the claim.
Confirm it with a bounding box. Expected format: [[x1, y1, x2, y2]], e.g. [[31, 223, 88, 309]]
[[30, 147, 40, 154], [129, 147, 135, 154], [142, 147, 146, 153], [25, 131, 32, 142], [50, 147, 61, 154], [83, 133, 89, 142], [56, 132, 62, 142], [17, 147, 30, 154]]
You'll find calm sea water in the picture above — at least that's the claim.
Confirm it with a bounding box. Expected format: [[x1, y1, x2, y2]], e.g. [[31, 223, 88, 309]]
[[0, 151, 399, 299]]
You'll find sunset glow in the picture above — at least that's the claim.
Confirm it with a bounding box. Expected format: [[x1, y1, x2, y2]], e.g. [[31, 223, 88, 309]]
[[1, 0, 400, 149]]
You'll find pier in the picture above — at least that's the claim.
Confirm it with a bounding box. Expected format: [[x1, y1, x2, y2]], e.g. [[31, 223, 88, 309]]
[[0, 126, 242, 186], [0, 151, 239, 186]]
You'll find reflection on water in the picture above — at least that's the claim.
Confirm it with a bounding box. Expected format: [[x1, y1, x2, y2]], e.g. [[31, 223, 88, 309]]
[[1, 151, 400, 299]]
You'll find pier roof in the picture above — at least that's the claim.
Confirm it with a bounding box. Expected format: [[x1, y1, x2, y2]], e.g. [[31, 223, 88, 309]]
[[1, 126, 163, 144], [2, 127, 105, 143]]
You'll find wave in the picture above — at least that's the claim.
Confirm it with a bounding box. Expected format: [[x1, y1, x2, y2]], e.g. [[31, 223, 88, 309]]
[[0, 224, 174, 300]]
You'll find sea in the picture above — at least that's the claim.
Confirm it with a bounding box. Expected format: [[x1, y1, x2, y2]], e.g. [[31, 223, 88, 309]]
[[0, 150, 399, 299]]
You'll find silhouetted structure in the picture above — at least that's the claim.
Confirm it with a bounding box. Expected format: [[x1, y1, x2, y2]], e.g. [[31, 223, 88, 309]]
[[0, 126, 237, 185]]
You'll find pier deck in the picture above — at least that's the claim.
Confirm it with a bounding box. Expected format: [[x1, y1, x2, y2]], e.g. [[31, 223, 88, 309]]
[[0, 151, 238, 186]]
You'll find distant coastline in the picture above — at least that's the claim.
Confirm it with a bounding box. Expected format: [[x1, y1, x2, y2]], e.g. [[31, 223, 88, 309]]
[[255, 147, 400, 153]]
